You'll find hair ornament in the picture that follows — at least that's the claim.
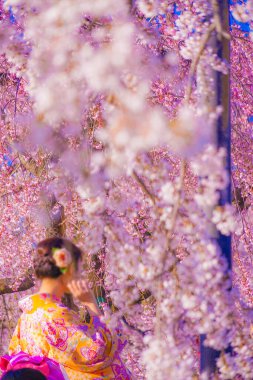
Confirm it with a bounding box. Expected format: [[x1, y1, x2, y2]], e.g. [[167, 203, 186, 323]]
[[52, 247, 72, 274]]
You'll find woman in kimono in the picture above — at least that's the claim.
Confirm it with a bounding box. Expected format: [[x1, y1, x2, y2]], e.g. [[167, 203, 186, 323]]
[[8, 237, 132, 380]]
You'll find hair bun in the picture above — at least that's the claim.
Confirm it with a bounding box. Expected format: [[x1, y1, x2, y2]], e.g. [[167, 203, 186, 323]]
[[33, 237, 82, 279], [37, 247, 47, 256]]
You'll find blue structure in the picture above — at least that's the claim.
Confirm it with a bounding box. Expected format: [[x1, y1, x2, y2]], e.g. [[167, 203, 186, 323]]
[[200, 0, 232, 376]]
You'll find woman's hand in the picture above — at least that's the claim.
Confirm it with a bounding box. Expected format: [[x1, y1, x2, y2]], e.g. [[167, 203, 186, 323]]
[[67, 279, 102, 316], [67, 279, 93, 303]]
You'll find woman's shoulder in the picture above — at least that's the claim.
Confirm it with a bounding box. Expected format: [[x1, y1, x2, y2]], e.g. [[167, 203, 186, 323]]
[[18, 293, 68, 314], [18, 293, 106, 331]]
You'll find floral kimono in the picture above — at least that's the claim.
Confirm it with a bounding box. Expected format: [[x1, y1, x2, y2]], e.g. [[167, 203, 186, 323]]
[[9, 293, 132, 380]]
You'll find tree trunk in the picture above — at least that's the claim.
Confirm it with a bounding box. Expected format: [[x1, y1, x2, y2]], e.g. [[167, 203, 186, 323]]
[[200, 0, 231, 375]]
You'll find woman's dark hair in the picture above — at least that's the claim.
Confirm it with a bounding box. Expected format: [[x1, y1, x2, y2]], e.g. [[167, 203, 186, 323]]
[[1, 368, 46, 380], [33, 237, 82, 279]]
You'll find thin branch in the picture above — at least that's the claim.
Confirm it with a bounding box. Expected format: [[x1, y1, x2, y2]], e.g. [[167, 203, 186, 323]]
[[132, 169, 156, 205], [121, 315, 151, 336], [185, 24, 215, 102], [0, 272, 34, 295], [166, 160, 186, 247], [211, 0, 230, 41], [153, 257, 181, 281], [13, 78, 21, 139], [155, 160, 186, 336]]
